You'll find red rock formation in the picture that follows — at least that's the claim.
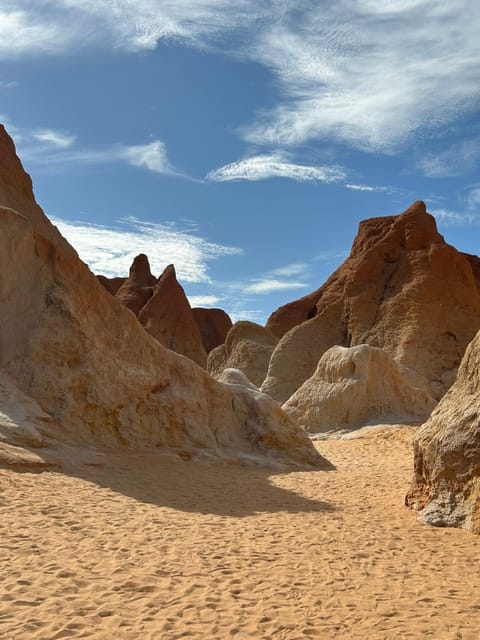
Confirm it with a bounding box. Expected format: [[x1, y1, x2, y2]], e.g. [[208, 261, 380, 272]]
[[96, 274, 126, 296], [192, 307, 232, 353], [97, 256, 208, 367], [114, 254, 157, 315], [138, 264, 207, 368], [406, 329, 480, 534], [263, 202, 480, 403]]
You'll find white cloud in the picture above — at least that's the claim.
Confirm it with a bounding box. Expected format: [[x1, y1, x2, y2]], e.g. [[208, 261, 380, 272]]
[[466, 187, 480, 210], [269, 263, 309, 278], [187, 295, 223, 307], [51, 216, 242, 282], [21, 137, 177, 176], [418, 139, 480, 177], [0, 8, 76, 57], [207, 153, 345, 183], [0, 79, 18, 89], [5, 2, 480, 152], [120, 140, 173, 174], [344, 183, 390, 193], [207, 154, 392, 191], [431, 208, 480, 226], [243, 278, 309, 294], [33, 128, 76, 148], [244, 2, 480, 150]]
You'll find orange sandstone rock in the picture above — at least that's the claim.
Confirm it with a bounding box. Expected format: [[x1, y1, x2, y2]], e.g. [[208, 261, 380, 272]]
[[263, 202, 480, 403]]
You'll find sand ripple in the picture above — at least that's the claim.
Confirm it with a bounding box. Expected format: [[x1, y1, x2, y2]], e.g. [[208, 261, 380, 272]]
[[1, 426, 479, 639]]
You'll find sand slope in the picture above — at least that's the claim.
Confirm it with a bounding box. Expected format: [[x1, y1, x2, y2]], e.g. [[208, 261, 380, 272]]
[[1, 426, 479, 639]]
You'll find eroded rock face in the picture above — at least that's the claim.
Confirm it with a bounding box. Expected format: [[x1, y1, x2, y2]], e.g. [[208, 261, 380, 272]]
[[192, 307, 233, 354], [283, 345, 435, 433], [97, 256, 207, 367], [138, 264, 207, 368], [406, 331, 480, 534], [263, 202, 480, 403], [207, 321, 278, 388], [0, 126, 325, 469], [115, 254, 157, 315]]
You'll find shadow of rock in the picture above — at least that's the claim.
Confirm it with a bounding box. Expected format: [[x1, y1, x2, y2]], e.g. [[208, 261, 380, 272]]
[[2, 445, 336, 518]]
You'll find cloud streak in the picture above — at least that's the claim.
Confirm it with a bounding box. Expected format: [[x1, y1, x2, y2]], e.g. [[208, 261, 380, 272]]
[[52, 216, 243, 283], [207, 153, 345, 183], [33, 128, 76, 148], [4, 1, 480, 153], [207, 153, 390, 191]]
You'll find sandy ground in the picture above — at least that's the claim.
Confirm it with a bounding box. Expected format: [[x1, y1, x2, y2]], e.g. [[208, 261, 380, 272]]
[[1, 425, 479, 640]]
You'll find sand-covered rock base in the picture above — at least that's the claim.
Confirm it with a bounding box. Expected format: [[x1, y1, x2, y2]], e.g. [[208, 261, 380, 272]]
[[1, 426, 479, 639]]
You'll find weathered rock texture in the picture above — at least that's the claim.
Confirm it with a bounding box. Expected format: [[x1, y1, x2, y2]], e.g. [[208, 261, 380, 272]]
[[98, 256, 207, 368], [193, 307, 233, 354], [217, 368, 260, 392], [0, 125, 325, 469], [406, 331, 480, 534], [115, 254, 157, 315], [284, 345, 435, 433], [263, 202, 480, 403], [208, 321, 278, 388], [138, 264, 207, 368]]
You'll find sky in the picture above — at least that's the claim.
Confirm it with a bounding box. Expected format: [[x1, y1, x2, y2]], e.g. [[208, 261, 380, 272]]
[[1, 1, 480, 323]]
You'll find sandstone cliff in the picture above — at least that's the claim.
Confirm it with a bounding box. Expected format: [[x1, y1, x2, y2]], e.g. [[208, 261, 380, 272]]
[[0, 126, 327, 469], [406, 330, 480, 534], [262, 202, 480, 403]]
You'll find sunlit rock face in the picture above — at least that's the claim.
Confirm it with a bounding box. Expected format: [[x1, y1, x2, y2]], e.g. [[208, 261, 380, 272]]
[[263, 201, 480, 403], [406, 330, 480, 534], [0, 124, 328, 470], [283, 344, 435, 433], [208, 321, 278, 388]]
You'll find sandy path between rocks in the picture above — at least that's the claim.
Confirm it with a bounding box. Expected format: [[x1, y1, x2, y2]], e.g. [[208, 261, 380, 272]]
[[1, 425, 479, 640]]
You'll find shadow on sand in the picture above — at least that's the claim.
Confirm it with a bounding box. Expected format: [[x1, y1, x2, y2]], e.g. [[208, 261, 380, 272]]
[[2, 444, 337, 518]]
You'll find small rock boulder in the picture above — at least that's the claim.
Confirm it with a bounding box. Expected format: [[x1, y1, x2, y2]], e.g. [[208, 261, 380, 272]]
[[283, 344, 435, 433]]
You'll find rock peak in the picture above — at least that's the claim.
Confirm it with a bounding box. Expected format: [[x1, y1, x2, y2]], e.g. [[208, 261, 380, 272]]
[[129, 254, 155, 282]]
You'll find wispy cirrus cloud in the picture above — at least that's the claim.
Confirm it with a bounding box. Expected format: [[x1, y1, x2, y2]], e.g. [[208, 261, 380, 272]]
[[417, 138, 480, 178], [207, 153, 391, 191], [243, 278, 309, 294], [431, 208, 480, 227], [33, 128, 76, 148], [207, 153, 345, 184], [187, 295, 223, 307], [17, 129, 177, 176], [4, 1, 480, 153], [0, 79, 18, 89], [52, 216, 243, 283]]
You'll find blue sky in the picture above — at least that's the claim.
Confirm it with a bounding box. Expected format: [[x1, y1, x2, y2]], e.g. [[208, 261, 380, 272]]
[[1, 1, 480, 322]]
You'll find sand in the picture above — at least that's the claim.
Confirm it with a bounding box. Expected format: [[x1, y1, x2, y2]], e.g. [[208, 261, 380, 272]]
[[1, 425, 479, 640]]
